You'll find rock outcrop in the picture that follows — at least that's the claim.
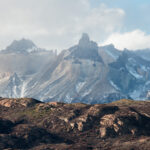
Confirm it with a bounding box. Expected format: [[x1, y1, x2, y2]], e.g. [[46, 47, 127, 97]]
[[1, 98, 150, 149]]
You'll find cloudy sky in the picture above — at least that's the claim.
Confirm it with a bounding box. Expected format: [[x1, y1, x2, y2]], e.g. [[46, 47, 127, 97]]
[[0, 0, 150, 51]]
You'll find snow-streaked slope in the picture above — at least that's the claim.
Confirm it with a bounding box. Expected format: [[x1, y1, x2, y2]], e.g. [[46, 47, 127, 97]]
[[0, 35, 150, 103], [98, 44, 121, 65], [25, 58, 117, 103], [22, 34, 125, 103]]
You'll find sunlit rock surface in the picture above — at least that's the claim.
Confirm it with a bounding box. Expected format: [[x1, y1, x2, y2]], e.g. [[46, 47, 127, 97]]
[[1, 98, 150, 149]]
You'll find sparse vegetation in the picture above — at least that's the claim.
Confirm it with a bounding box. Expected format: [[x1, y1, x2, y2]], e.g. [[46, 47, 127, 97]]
[[0, 98, 150, 149]]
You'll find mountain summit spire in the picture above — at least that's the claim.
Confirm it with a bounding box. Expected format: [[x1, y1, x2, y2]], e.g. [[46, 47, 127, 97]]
[[79, 33, 90, 47], [66, 33, 103, 62], [4, 39, 36, 53]]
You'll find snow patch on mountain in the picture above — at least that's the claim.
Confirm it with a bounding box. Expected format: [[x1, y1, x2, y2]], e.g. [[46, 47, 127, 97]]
[[105, 49, 118, 59], [82, 89, 92, 97], [126, 64, 143, 79], [110, 80, 120, 91], [20, 81, 28, 98], [130, 89, 142, 100], [76, 81, 86, 93], [65, 94, 73, 103]]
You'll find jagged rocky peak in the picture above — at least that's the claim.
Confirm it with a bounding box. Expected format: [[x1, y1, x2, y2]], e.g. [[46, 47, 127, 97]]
[[104, 44, 115, 49], [4, 38, 36, 53], [78, 33, 90, 47], [99, 44, 118, 52], [67, 33, 102, 62], [78, 33, 97, 49], [99, 44, 121, 62]]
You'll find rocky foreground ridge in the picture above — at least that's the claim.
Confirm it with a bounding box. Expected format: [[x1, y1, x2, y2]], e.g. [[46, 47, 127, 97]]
[[1, 98, 150, 149]]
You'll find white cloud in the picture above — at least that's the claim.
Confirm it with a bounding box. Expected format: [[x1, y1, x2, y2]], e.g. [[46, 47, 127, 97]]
[[102, 30, 150, 50], [0, 0, 125, 50], [77, 4, 125, 41]]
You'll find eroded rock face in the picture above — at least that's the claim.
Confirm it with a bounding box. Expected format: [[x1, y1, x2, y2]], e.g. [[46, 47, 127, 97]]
[[99, 107, 150, 138], [1, 98, 150, 149], [0, 98, 40, 108]]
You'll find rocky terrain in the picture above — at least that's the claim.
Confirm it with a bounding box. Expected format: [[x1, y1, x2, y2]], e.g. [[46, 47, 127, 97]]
[[1, 34, 150, 103], [1, 98, 150, 149]]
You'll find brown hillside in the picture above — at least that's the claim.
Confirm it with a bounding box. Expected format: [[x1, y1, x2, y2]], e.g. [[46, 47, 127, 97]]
[[0, 98, 150, 149]]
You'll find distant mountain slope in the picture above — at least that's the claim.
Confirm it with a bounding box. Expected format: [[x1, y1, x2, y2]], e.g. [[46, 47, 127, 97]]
[[0, 39, 56, 98], [0, 35, 150, 103], [98, 44, 121, 65], [24, 34, 127, 103], [0, 38, 48, 54]]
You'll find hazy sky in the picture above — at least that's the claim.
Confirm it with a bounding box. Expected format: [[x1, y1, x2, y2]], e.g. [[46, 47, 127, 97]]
[[0, 0, 150, 50]]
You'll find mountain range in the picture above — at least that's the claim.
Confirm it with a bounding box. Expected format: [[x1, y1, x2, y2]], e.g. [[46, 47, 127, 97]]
[[0, 34, 150, 104]]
